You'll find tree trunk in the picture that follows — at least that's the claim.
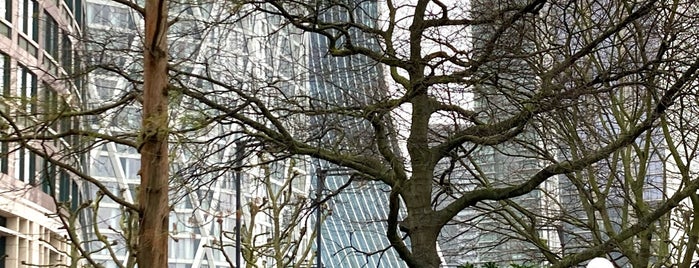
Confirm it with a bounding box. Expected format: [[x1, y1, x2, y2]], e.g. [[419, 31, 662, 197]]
[[407, 219, 441, 268], [404, 91, 442, 268], [402, 184, 442, 268], [679, 194, 699, 268], [137, 0, 169, 266]]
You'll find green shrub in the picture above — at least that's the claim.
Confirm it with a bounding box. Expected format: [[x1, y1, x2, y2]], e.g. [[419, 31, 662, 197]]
[[483, 262, 499, 268], [510, 264, 536, 268]]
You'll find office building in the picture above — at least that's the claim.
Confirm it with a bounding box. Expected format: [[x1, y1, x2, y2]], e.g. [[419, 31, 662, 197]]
[[0, 0, 85, 266], [437, 1, 699, 267]]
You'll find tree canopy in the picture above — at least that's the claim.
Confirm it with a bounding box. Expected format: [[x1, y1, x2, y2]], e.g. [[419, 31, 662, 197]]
[[3, 0, 699, 267]]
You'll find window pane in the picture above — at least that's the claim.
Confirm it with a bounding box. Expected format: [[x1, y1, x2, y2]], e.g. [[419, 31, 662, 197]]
[[1, 0, 10, 21], [19, 0, 38, 41], [93, 155, 116, 177]]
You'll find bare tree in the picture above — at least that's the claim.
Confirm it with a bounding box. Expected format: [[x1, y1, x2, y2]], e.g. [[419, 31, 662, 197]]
[[163, 0, 699, 267], [7, 0, 699, 267], [229, 157, 316, 268], [0, 0, 316, 267]]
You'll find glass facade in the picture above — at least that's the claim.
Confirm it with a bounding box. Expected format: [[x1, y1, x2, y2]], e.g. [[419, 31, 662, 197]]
[[307, 0, 406, 267], [313, 171, 405, 268], [434, 1, 688, 266], [84, 1, 311, 267]]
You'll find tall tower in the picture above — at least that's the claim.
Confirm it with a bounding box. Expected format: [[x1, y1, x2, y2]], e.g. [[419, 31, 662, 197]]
[[83, 1, 311, 267], [437, 1, 697, 267], [433, 0, 560, 266], [307, 0, 406, 267]]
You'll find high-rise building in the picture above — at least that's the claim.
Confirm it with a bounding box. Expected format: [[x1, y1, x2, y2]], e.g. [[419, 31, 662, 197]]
[[306, 1, 406, 267], [437, 1, 699, 267], [0, 0, 85, 266], [430, 1, 559, 266], [83, 1, 312, 267]]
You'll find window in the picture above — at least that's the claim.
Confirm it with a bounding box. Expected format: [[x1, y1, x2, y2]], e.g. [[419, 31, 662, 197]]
[[0, 53, 6, 174], [96, 207, 120, 229], [15, 148, 38, 184], [71, 180, 79, 210], [61, 33, 73, 72], [43, 83, 59, 130], [17, 149, 25, 182], [644, 175, 664, 201], [1, 0, 10, 22], [0, 0, 10, 36], [60, 109, 71, 133], [17, 65, 38, 115], [0, 143, 7, 174], [75, 0, 82, 27], [44, 13, 59, 59], [0, 52, 8, 111], [169, 238, 199, 259], [93, 155, 115, 177], [41, 161, 56, 194], [111, 106, 140, 129], [86, 3, 134, 29], [0, 228, 4, 268], [18, 0, 38, 42], [94, 78, 118, 100], [71, 116, 80, 147], [219, 192, 233, 211], [59, 171, 70, 202], [119, 157, 139, 180]]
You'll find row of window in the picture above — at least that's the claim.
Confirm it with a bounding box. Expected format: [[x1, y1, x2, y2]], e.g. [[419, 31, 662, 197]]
[[7, 0, 83, 24], [0, 145, 81, 208], [1, 0, 77, 77], [11, 63, 76, 134], [0, 52, 82, 210]]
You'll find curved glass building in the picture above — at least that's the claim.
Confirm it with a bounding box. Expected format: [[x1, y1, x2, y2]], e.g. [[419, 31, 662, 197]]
[[307, 0, 406, 267]]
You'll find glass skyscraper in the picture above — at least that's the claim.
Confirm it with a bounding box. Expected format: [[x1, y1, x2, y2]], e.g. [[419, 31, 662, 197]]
[[436, 1, 693, 267], [83, 1, 311, 267], [307, 1, 406, 267]]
